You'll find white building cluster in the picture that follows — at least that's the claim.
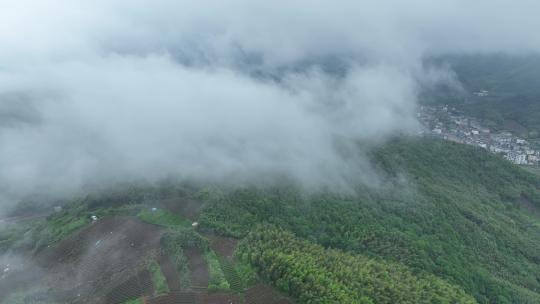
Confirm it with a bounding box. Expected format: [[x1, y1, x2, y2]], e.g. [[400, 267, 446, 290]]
[[418, 105, 540, 166]]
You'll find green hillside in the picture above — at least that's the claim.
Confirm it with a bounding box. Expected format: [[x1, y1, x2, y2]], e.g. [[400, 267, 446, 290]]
[[201, 137, 540, 303], [2, 137, 540, 303], [238, 225, 476, 304]]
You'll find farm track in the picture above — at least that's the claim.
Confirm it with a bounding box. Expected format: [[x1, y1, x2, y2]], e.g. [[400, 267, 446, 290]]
[[105, 270, 153, 304], [196, 292, 243, 304], [185, 248, 209, 292], [208, 235, 238, 261], [147, 291, 197, 304], [245, 285, 294, 304], [158, 254, 182, 291]]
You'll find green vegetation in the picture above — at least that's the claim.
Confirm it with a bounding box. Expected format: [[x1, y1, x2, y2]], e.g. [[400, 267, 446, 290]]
[[0, 287, 73, 304], [9, 204, 146, 253], [1, 290, 34, 304], [161, 227, 209, 250], [200, 137, 540, 303], [205, 250, 230, 292], [232, 259, 258, 289], [148, 258, 169, 296], [0, 222, 33, 253], [122, 299, 143, 304], [160, 226, 255, 293], [3, 180, 201, 254], [4, 137, 540, 303], [218, 258, 244, 292], [522, 165, 540, 177], [161, 227, 209, 289], [28, 213, 89, 253], [137, 209, 191, 228], [239, 225, 475, 304]]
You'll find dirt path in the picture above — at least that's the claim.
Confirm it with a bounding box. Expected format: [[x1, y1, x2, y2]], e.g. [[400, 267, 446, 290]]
[[185, 248, 209, 291], [245, 284, 295, 304], [207, 235, 238, 261], [158, 254, 181, 291], [196, 292, 242, 304]]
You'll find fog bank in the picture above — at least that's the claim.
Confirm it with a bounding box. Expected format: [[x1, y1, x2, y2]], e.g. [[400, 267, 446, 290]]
[[1, 0, 540, 208]]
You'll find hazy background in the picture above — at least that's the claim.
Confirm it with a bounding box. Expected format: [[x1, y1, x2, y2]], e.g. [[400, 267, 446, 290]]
[[1, 0, 540, 211]]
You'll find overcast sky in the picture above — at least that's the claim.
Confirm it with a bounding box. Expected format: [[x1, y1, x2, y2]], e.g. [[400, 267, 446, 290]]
[[1, 0, 539, 207]]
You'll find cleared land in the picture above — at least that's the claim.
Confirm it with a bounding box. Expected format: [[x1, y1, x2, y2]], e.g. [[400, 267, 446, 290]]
[[245, 285, 294, 304], [2, 217, 161, 304], [1, 208, 293, 304]]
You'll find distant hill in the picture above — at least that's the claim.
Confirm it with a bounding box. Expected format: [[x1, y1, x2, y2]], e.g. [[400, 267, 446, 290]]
[[423, 53, 540, 138]]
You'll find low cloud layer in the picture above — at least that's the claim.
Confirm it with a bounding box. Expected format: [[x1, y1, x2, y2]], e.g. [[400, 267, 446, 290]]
[[1, 0, 540, 207]]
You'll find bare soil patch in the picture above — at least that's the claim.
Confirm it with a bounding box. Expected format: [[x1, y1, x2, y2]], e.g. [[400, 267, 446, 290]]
[[207, 235, 238, 260], [2, 216, 295, 304], [147, 291, 197, 304], [185, 247, 209, 291], [245, 284, 295, 304], [1, 216, 162, 304], [158, 253, 182, 291], [105, 270, 153, 304], [159, 198, 204, 221], [196, 292, 242, 304]]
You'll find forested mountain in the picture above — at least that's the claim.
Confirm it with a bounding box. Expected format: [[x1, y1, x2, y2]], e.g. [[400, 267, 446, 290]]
[[3, 2, 540, 304], [201, 137, 540, 303], [2, 137, 540, 303], [238, 225, 476, 303]]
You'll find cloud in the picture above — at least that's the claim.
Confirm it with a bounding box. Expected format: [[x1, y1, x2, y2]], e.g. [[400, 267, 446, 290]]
[[0, 0, 539, 207]]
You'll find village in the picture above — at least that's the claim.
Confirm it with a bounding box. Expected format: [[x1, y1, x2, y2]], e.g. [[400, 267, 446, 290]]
[[417, 105, 540, 166]]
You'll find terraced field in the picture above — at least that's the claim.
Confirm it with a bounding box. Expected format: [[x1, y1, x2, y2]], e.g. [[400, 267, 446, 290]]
[[208, 235, 237, 260], [158, 254, 182, 291], [196, 292, 242, 304], [185, 248, 209, 292], [105, 270, 153, 304], [1, 217, 162, 304], [218, 258, 242, 293], [1, 210, 294, 304], [147, 291, 197, 304]]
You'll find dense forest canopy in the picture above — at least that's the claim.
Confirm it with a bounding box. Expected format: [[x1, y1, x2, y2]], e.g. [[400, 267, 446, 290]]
[[201, 137, 540, 303], [238, 225, 476, 304], [2, 137, 540, 303]]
